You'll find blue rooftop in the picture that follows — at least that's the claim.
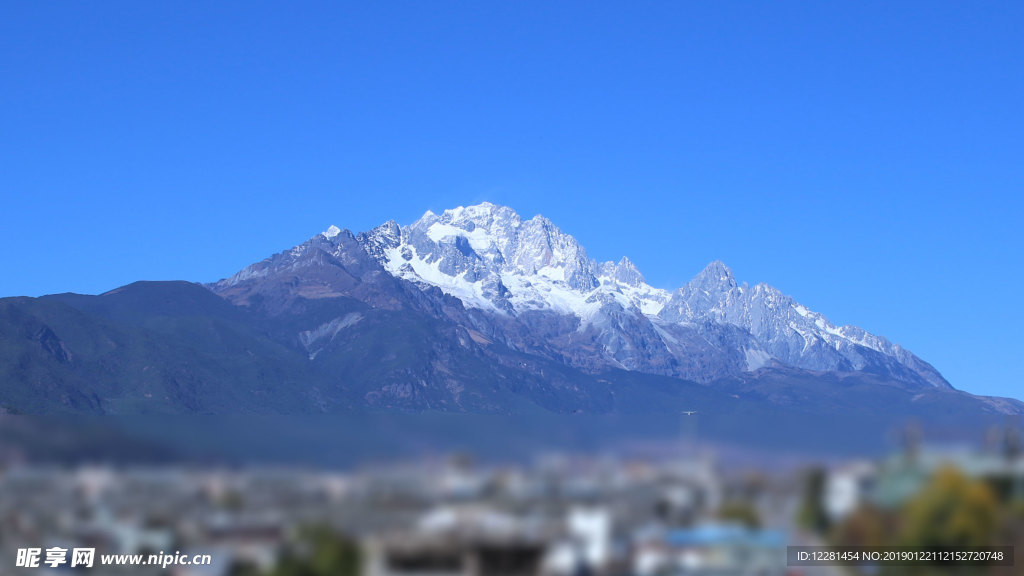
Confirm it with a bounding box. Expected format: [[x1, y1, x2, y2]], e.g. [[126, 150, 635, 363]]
[[665, 524, 787, 548]]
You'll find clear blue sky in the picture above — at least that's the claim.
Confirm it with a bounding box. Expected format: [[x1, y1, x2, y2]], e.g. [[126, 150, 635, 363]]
[[2, 2, 1021, 398]]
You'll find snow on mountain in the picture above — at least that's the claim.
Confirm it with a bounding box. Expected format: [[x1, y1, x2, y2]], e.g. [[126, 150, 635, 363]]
[[365, 202, 670, 322], [213, 202, 943, 388], [347, 202, 948, 388], [658, 261, 950, 388]]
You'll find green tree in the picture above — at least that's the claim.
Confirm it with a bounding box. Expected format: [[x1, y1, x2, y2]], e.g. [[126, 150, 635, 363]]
[[269, 524, 361, 576], [900, 466, 998, 547], [717, 500, 761, 529], [798, 467, 831, 535]]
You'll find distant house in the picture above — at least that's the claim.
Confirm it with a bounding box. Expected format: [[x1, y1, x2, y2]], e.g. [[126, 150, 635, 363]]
[[631, 523, 786, 576], [824, 461, 877, 522], [363, 504, 555, 576], [542, 505, 613, 575], [870, 448, 1024, 509]]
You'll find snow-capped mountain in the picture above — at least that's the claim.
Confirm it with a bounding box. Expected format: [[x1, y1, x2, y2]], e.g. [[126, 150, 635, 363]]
[[659, 262, 949, 388], [12, 201, 1024, 421], [339, 202, 949, 388], [360, 203, 668, 318], [210, 201, 948, 389]]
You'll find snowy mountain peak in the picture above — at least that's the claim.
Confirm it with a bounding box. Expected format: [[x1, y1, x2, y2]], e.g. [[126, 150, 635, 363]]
[[692, 260, 737, 291], [598, 257, 646, 288], [322, 225, 342, 239], [340, 203, 951, 389], [658, 262, 950, 388], [429, 202, 521, 231], [359, 203, 674, 317], [421, 204, 589, 277], [367, 219, 400, 241], [355, 220, 401, 262]]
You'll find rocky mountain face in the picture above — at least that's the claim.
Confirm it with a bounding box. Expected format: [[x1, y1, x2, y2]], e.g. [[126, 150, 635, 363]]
[[241, 202, 945, 389], [657, 261, 950, 388], [5, 202, 1018, 432]]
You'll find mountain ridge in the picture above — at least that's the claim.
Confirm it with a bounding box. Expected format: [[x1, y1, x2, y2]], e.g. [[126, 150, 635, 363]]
[[268, 202, 947, 389], [3, 201, 1017, 437]]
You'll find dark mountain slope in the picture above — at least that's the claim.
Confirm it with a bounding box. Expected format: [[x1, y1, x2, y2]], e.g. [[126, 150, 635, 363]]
[[0, 204, 1020, 457], [1, 285, 315, 414]]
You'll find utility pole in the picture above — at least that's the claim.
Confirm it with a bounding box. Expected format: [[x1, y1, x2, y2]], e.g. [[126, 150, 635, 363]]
[[681, 411, 699, 463]]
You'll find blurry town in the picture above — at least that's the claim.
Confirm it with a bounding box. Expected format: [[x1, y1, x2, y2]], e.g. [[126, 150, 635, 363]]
[[1, 420, 1022, 576]]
